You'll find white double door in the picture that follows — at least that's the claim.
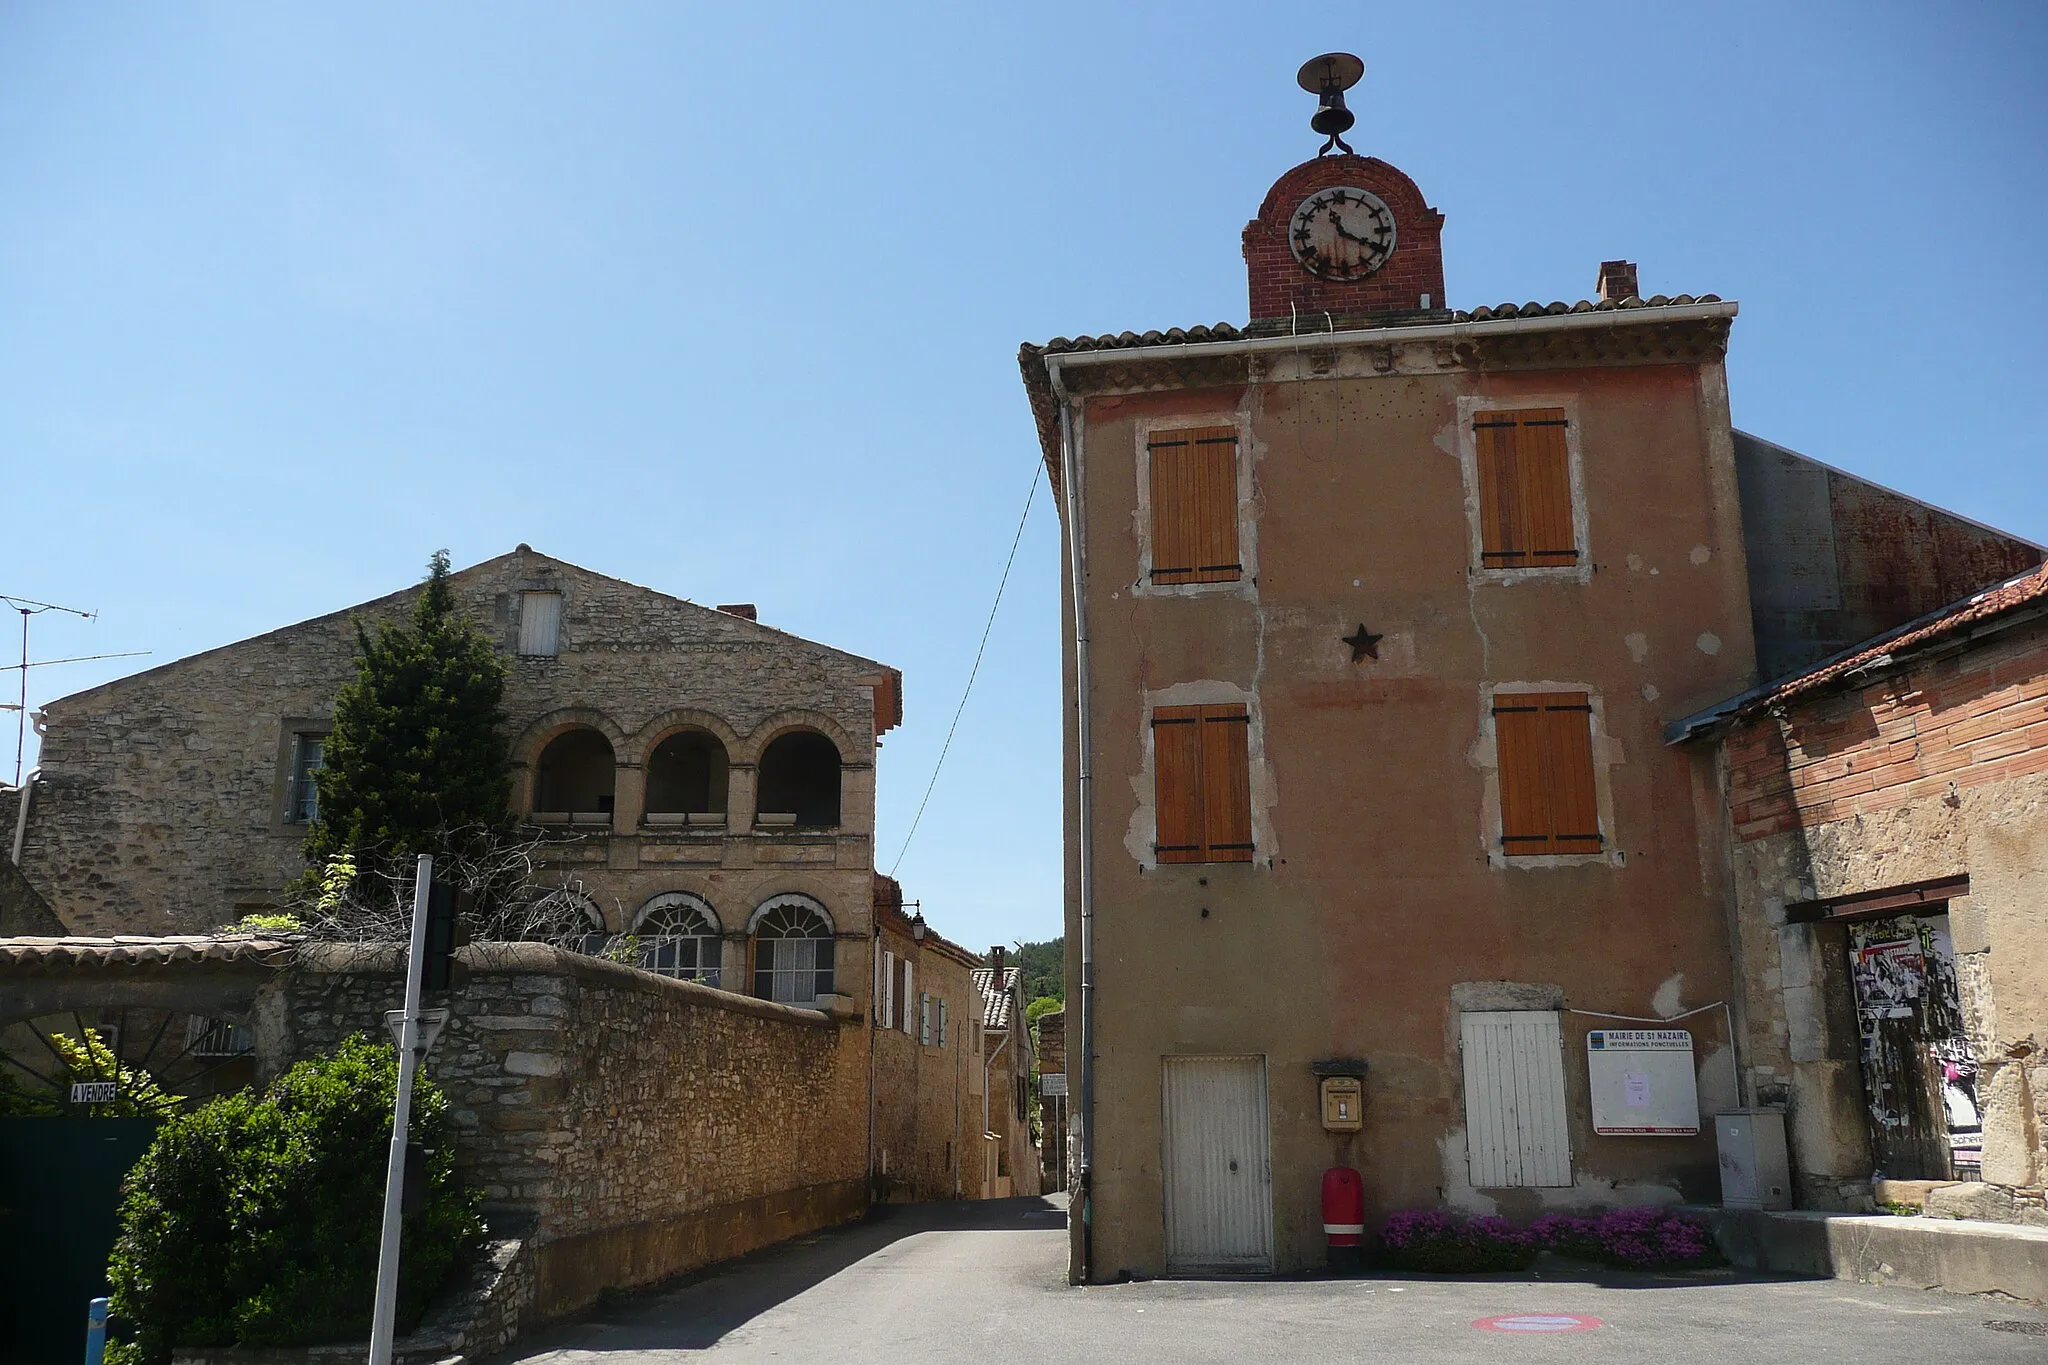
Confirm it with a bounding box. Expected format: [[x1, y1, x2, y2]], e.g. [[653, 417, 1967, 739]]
[[1161, 1055, 1273, 1274]]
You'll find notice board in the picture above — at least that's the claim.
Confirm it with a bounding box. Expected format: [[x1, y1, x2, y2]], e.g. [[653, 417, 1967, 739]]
[[1586, 1029, 1699, 1135]]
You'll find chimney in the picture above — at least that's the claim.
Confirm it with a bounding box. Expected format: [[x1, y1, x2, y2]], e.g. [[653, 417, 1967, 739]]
[[989, 945, 1006, 976], [1597, 260, 1639, 303], [716, 603, 757, 621]]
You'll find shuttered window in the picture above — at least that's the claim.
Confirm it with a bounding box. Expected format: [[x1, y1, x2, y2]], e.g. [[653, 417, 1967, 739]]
[[901, 959, 916, 1036], [1153, 704, 1253, 864], [1493, 692, 1602, 855], [517, 591, 563, 655], [1473, 409, 1577, 568], [1149, 426, 1242, 584]]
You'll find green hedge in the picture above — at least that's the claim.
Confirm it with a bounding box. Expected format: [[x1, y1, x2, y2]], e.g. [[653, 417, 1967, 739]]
[[107, 1036, 483, 1365]]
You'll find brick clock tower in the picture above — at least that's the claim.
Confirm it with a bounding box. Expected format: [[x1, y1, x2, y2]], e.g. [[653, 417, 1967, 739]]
[[1242, 54, 1447, 326]]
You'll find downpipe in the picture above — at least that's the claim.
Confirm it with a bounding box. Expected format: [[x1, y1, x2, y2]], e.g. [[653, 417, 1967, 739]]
[[1051, 365, 1097, 1283]]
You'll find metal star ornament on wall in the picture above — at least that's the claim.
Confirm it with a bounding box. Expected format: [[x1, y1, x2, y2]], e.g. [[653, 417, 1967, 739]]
[[1343, 625, 1383, 662]]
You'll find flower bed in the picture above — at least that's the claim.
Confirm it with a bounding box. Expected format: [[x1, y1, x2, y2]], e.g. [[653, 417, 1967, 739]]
[[1376, 1206, 1722, 1274]]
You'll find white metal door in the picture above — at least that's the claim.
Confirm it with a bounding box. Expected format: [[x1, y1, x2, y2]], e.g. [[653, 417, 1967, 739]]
[[1161, 1055, 1273, 1273], [1460, 1011, 1572, 1187]]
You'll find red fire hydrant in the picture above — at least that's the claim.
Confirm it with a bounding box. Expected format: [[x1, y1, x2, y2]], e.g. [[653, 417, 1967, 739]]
[[1322, 1166, 1365, 1271]]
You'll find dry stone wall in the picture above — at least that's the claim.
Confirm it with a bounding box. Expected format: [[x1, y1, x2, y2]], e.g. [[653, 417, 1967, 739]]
[[279, 942, 869, 1322]]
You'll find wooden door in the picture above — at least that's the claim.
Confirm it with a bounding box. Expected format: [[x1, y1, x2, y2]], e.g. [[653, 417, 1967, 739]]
[[1161, 1055, 1272, 1273]]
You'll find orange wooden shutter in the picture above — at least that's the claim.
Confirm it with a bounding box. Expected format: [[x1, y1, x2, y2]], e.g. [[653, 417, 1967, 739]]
[[1149, 427, 1241, 584], [1200, 707, 1254, 861], [1153, 707, 1205, 862], [1152, 703, 1253, 863], [1493, 692, 1601, 855], [1474, 410, 1577, 567]]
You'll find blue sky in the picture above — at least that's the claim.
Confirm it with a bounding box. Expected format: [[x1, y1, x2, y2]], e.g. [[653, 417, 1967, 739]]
[[4, 3, 2044, 951]]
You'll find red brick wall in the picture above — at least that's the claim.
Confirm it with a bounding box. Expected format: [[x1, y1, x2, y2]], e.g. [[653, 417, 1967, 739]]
[[1243, 154, 1446, 323], [1727, 622, 2048, 841]]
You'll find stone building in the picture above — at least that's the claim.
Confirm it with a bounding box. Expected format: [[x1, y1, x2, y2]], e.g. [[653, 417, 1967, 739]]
[[5, 547, 901, 1015], [869, 874, 984, 1200], [1672, 561, 2048, 1223], [1, 548, 1011, 1233], [973, 949, 1041, 1199], [1018, 103, 2042, 1277], [1036, 1006, 1068, 1192]]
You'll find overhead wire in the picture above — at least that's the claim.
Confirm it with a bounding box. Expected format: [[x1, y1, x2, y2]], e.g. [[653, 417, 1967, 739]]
[[888, 461, 1042, 878]]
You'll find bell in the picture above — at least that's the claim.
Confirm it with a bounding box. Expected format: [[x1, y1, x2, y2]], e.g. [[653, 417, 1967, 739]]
[[1311, 93, 1355, 139]]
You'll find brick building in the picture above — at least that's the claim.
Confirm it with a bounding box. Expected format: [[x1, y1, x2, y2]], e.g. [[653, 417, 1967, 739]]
[[1672, 562, 2048, 1222], [1019, 117, 2041, 1277]]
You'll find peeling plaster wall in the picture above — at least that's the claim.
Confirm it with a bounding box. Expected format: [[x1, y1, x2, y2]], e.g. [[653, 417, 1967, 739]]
[[1066, 358, 1757, 1277], [1720, 616, 2048, 1213]]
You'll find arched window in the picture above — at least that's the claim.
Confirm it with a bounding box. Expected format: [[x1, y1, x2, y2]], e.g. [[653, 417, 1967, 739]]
[[550, 892, 609, 957], [631, 892, 723, 986], [751, 896, 835, 1005], [533, 728, 616, 821], [644, 730, 729, 821], [756, 730, 842, 827]]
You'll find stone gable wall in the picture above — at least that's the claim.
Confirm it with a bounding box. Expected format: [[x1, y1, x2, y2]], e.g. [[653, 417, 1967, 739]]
[[16, 550, 893, 960]]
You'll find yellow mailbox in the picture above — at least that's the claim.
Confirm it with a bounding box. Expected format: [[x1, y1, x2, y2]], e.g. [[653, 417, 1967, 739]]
[[1320, 1075, 1364, 1132]]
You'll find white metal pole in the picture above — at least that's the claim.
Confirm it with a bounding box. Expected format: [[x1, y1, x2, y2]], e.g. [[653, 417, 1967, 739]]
[[368, 854, 432, 1365]]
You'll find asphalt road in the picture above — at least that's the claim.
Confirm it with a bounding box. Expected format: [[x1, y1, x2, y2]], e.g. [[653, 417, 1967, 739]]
[[494, 1196, 2048, 1364]]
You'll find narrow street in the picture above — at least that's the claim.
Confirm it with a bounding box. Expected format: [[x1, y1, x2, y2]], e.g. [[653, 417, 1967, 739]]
[[494, 1197, 2048, 1364]]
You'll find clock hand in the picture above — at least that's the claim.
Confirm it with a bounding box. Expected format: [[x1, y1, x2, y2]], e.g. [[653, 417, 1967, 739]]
[[1329, 214, 1384, 247]]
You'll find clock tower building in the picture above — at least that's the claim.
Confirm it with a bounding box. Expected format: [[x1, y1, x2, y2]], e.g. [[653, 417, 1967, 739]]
[[1242, 153, 1448, 325]]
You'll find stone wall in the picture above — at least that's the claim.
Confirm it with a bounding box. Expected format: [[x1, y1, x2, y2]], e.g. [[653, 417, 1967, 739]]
[[869, 905, 978, 1201], [278, 942, 870, 1323], [15, 548, 896, 968], [1719, 614, 2048, 1215]]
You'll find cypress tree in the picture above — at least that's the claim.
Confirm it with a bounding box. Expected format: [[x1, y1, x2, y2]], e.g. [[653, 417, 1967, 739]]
[[302, 551, 511, 875]]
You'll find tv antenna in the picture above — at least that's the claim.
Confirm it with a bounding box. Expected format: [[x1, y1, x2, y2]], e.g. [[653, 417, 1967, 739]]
[[0, 595, 146, 786], [1297, 52, 1364, 156]]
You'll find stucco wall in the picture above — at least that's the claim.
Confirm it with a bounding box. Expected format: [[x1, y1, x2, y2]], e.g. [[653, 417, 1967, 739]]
[[1720, 616, 2048, 1211], [13, 549, 895, 1021], [277, 943, 869, 1324], [1060, 351, 1758, 1276]]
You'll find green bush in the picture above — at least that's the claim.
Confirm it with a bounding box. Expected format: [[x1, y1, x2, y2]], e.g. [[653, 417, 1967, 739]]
[[106, 1036, 483, 1365]]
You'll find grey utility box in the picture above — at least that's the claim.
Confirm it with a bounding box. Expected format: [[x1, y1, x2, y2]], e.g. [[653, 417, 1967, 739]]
[[1716, 1108, 1791, 1210]]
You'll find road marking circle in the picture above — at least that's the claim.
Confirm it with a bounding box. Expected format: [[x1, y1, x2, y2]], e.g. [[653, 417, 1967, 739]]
[[1473, 1313, 1604, 1334]]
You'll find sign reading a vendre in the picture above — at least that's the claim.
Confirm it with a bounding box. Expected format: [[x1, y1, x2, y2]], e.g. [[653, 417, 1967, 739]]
[[70, 1081, 118, 1104]]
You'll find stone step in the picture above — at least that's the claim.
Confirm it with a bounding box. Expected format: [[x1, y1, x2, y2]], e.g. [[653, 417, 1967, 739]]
[[1691, 1206, 2048, 1304]]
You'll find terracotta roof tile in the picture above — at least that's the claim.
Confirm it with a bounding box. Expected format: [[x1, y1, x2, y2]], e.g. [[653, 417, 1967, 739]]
[[971, 965, 1017, 1030]]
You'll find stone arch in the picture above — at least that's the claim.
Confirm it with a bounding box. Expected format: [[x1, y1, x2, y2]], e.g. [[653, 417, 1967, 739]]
[[738, 710, 860, 766], [511, 708, 630, 816], [629, 709, 743, 767], [746, 892, 837, 1006]]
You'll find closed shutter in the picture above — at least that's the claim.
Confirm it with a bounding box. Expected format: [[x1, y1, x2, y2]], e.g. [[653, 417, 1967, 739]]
[[1161, 1055, 1274, 1273], [902, 960, 915, 1036], [1154, 705, 1253, 864], [874, 948, 886, 1025], [1460, 1011, 1572, 1187], [939, 998, 948, 1047], [517, 591, 563, 655], [1494, 692, 1602, 855], [882, 950, 896, 1029], [1474, 410, 1577, 568], [1149, 426, 1242, 584]]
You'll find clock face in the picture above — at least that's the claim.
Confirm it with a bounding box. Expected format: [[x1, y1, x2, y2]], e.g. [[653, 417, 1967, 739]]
[[1290, 187, 1397, 281]]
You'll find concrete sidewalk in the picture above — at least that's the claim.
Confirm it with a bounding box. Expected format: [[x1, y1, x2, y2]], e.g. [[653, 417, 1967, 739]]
[[1701, 1207, 2048, 1303]]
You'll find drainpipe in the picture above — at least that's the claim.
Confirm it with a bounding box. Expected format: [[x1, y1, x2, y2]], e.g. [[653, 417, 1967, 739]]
[[1049, 359, 1097, 1281], [866, 919, 880, 1204], [9, 767, 36, 866]]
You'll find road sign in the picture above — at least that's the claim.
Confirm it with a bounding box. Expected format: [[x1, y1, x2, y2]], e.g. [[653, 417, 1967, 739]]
[[1472, 1314, 1604, 1334], [69, 1081, 117, 1105], [1041, 1072, 1067, 1097]]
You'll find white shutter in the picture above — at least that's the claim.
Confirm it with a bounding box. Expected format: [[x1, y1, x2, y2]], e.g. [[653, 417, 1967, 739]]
[[901, 960, 916, 1035], [873, 948, 886, 1024], [1460, 1010, 1572, 1187], [517, 591, 562, 656], [939, 998, 949, 1047], [882, 951, 896, 1029]]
